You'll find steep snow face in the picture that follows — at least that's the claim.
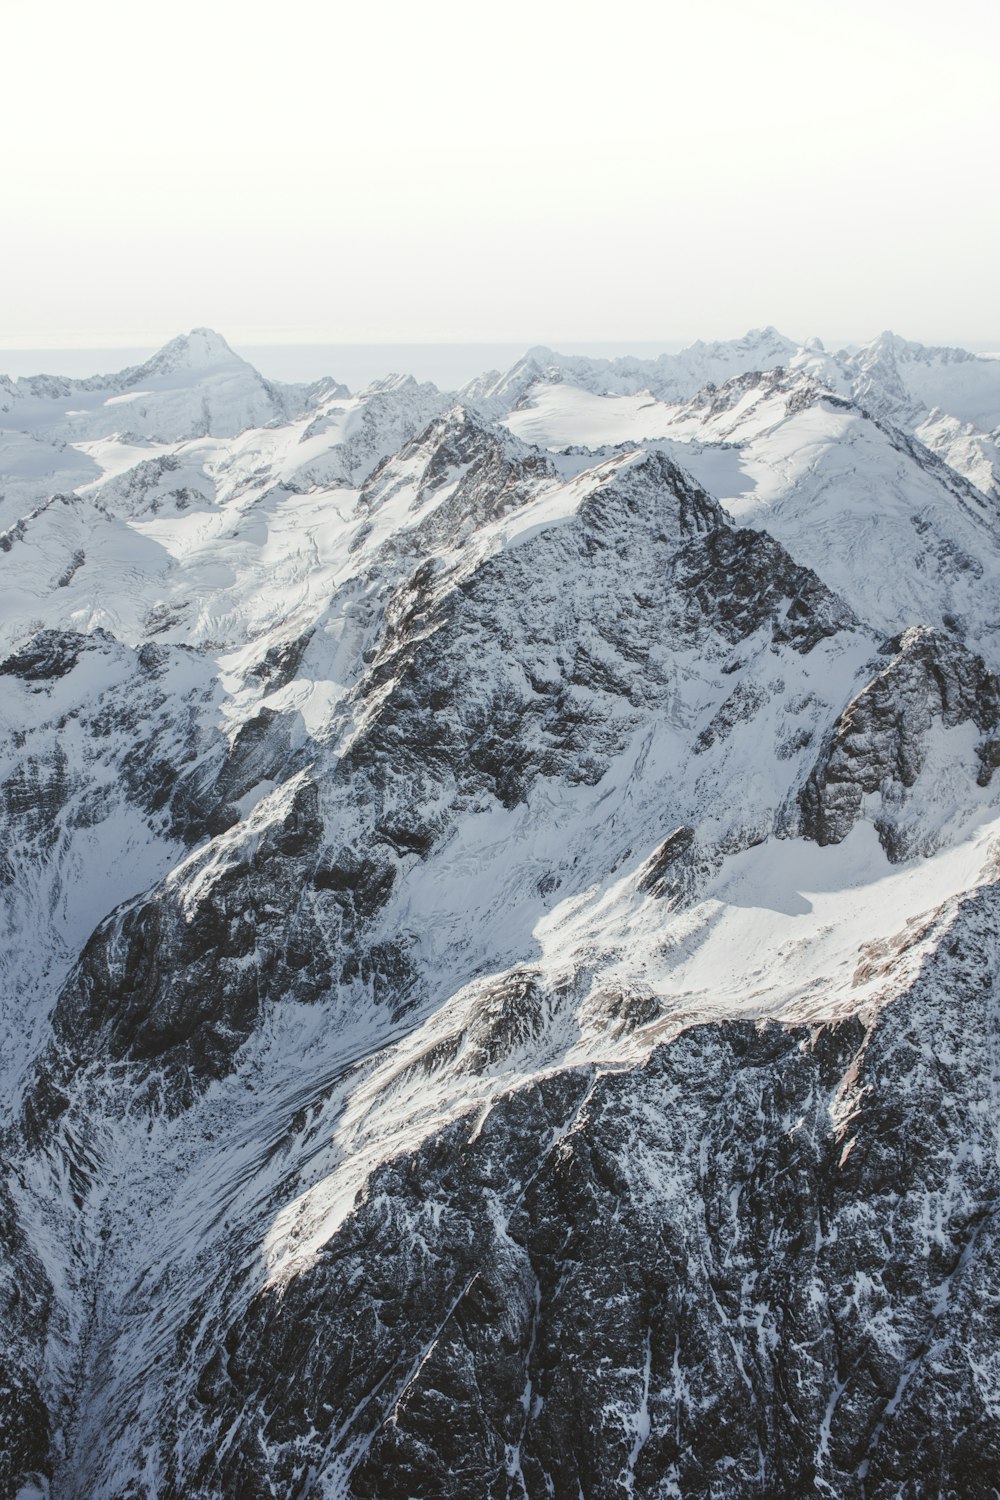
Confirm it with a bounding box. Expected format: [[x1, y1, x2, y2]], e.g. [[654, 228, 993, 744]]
[[3, 334, 1000, 1498], [0, 630, 213, 1095]]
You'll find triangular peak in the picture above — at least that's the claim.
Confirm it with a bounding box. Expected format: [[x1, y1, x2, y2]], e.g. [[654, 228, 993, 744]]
[[124, 328, 244, 381]]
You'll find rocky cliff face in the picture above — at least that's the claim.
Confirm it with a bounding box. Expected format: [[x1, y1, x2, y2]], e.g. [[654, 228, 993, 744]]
[[191, 893, 1000, 1500], [2, 332, 1000, 1498], [799, 626, 1000, 859]]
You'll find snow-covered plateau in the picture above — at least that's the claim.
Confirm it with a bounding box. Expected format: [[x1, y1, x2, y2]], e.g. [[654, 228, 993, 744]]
[[2, 326, 1000, 1498]]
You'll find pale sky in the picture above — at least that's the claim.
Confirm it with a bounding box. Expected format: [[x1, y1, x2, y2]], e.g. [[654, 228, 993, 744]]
[[3, 0, 998, 349]]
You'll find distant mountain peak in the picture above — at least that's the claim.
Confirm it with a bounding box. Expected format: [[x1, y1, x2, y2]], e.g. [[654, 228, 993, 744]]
[[681, 326, 796, 356], [868, 329, 908, 355], [128, 328, 243, 380], [520, 345, 558, 366]]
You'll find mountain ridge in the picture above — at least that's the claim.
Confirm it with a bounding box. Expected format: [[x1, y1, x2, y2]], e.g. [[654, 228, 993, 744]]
[[1, 327, 1000, 1497]]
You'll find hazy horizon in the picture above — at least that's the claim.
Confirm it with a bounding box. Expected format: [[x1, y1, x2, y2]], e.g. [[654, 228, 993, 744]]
[[3, 333, 1000, 393], [4, 0, 998, 350]]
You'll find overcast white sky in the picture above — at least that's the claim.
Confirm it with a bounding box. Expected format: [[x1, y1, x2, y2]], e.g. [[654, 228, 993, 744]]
[[3, 0, 998, 349]]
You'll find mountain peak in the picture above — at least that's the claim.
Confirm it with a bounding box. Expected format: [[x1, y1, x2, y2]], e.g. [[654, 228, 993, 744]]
[[521, 345, 558, 365], [870, 329, 906, 352], [128, 328, 243, 381], [680, 327, 797, 361], [738, 325, 797, 351]]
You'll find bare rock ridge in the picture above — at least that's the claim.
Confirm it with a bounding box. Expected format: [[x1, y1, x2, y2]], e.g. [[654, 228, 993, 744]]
[[0, 330, 999, 1497]]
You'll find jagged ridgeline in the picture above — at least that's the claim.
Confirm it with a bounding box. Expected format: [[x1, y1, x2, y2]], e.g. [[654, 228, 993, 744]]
[[2, 328, 1000, 1498]]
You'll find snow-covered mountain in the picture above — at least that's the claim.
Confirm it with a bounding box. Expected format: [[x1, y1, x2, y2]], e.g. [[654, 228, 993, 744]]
[[0, 328, 340, 444], [484, 330, 1000, 505], [0, 329, 349, 529], [461, 325, 801, 416], [2, 328, 1000, 1498]]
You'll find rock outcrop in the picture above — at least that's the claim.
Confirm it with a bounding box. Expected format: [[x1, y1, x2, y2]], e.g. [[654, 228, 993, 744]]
[[800, 626, 1000, 858]]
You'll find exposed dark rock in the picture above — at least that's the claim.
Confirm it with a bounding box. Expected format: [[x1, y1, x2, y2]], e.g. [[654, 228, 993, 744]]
[[0, 628, 97, 681], [676, 526, 861, 655], [694, 681, 770, 752], [462, 969, 552, 1072], [346, 452, 863, 826], [636, 825, 696, 898], [27, 778, 332, 1112], [246, 629, 315, 691], [800, 626, 1000, 856], [0, 1178, 53, 1500], [54, 548, 86, 587], [111, 878, 1000, 1498]]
